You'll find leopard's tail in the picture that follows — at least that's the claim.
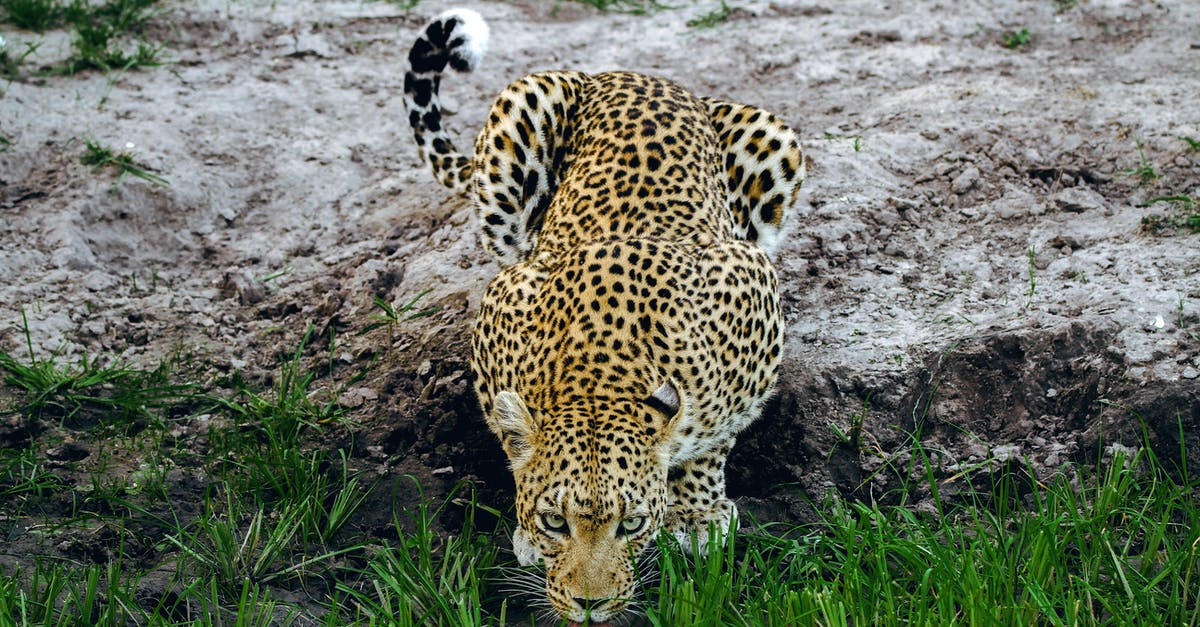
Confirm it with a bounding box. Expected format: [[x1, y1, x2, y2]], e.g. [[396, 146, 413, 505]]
[[403, 8, 489, 195]]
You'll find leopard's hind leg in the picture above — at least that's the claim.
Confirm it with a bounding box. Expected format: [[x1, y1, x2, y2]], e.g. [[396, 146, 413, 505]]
[[703, 98, 805, 254], [471, 71, 587, 265]]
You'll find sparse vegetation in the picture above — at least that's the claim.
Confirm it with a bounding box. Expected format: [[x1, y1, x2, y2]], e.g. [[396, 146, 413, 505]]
[[686, 0, 734, 29], [359, 289, 441, 348], [0, 0, 63, 31], [80, 138, 168, 187], [0, 36, 39, 79], [372, 0, 420, 9], [560, 0, 671, 15], [0, 308, 191, 422], [1123, 139, 1162, 185], [823, 131, 864, 152], [1000, 27, 1031, 49], [1140, 195, 1200, 234], [0, 0, 163, 77]]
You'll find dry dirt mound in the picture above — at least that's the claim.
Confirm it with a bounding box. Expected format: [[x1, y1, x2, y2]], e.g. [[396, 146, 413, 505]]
[[2, 0, 1198, 528]]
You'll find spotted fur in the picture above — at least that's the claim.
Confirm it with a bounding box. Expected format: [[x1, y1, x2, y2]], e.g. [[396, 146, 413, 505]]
[[403, 9, 804, 623]]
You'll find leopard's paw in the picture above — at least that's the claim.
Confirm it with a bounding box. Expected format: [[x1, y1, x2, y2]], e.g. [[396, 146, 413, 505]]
[[666, 499, 738, 556]]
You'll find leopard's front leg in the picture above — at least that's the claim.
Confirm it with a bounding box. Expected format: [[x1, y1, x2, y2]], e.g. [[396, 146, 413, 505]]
[[665, 437, 738, 555]]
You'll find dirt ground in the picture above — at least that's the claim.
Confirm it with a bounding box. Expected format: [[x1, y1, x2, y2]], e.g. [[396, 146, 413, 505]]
[[2, 0, 1199, 592]]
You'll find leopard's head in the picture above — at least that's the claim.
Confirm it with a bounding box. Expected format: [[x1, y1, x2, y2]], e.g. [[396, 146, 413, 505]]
[[490, 380, 683, 623]]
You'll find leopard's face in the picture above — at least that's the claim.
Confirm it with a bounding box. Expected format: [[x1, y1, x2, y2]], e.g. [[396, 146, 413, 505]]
[[500, 397, 675, 622]]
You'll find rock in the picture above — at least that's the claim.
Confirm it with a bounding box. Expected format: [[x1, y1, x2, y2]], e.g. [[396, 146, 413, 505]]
[[1182, 366, 1199, 380], [1054, 187, 1106, 213], [992, 444, 1022, 462], [47, 441, 89, 462], [951, 166, 980, 194], [874, 206, 902, 226], [339, 386, 379, 408]]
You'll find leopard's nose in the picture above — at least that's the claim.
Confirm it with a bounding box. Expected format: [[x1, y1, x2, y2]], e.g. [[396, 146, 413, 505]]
[[573, 596, 610, 609]]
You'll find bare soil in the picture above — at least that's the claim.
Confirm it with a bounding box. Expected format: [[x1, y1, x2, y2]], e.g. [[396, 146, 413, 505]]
[[2, 0, 1199, 616]]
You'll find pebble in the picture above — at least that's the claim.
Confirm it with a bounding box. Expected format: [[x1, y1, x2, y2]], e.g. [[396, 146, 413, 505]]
[[875, 206, 902, 226], [339, 386, 379, 408], [47, 442, 90, 462], [951, 166, 980, 194], [82, 271, 119, 292], [1183, 367, 1199, 380], [992, 444, 1022, 461], [883, 241, 909, 257], [1054, 187, 1106, 213]]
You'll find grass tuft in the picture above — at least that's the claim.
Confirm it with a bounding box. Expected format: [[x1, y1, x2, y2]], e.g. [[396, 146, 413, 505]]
[[0, 36, 40, 79], [1122, 139, 1162, 185], [358, 288, 441, 350], [1, 0, 163, 75], [1139, 195, 1200, 234], [80, 138, 168, 187], [0, 307, 191, 423], [337, 479, 501, 625], [0, 0, 62, 31], [1000, 27, 1031, 49], [686, 0, 734, 29]]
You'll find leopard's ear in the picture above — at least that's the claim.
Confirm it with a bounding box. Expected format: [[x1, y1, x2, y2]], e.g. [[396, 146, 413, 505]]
[[493, 391, 537, 470]]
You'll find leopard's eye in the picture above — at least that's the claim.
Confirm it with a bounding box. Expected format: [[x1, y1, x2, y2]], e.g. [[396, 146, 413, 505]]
[[541, 512, 568, 533], [617, 516, 646, 536]]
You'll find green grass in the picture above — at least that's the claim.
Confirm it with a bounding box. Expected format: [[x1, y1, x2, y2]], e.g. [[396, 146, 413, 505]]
[[80, 138, 168, 188], [1122, 139, 1162, 185], [0, 307, 190, 422], [686, 0, 734, 29], [0, 0, 163, 77], [1, 310, 1197, 625], [359, 288, 441, 348], [1001, 27, 1031, 49], [1140, 195, 1200, 234], [0, 0, 62, 31], [0, 36, 40, 79], [208, 326, 360, 503], [337, 480, 503, 625]]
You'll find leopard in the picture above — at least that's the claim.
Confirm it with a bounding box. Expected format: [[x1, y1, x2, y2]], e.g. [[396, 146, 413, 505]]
[[403, 8, 805, 624]]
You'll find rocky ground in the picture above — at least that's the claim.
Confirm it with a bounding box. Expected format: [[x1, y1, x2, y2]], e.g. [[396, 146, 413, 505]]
[[2, 0, 1198, 591]]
